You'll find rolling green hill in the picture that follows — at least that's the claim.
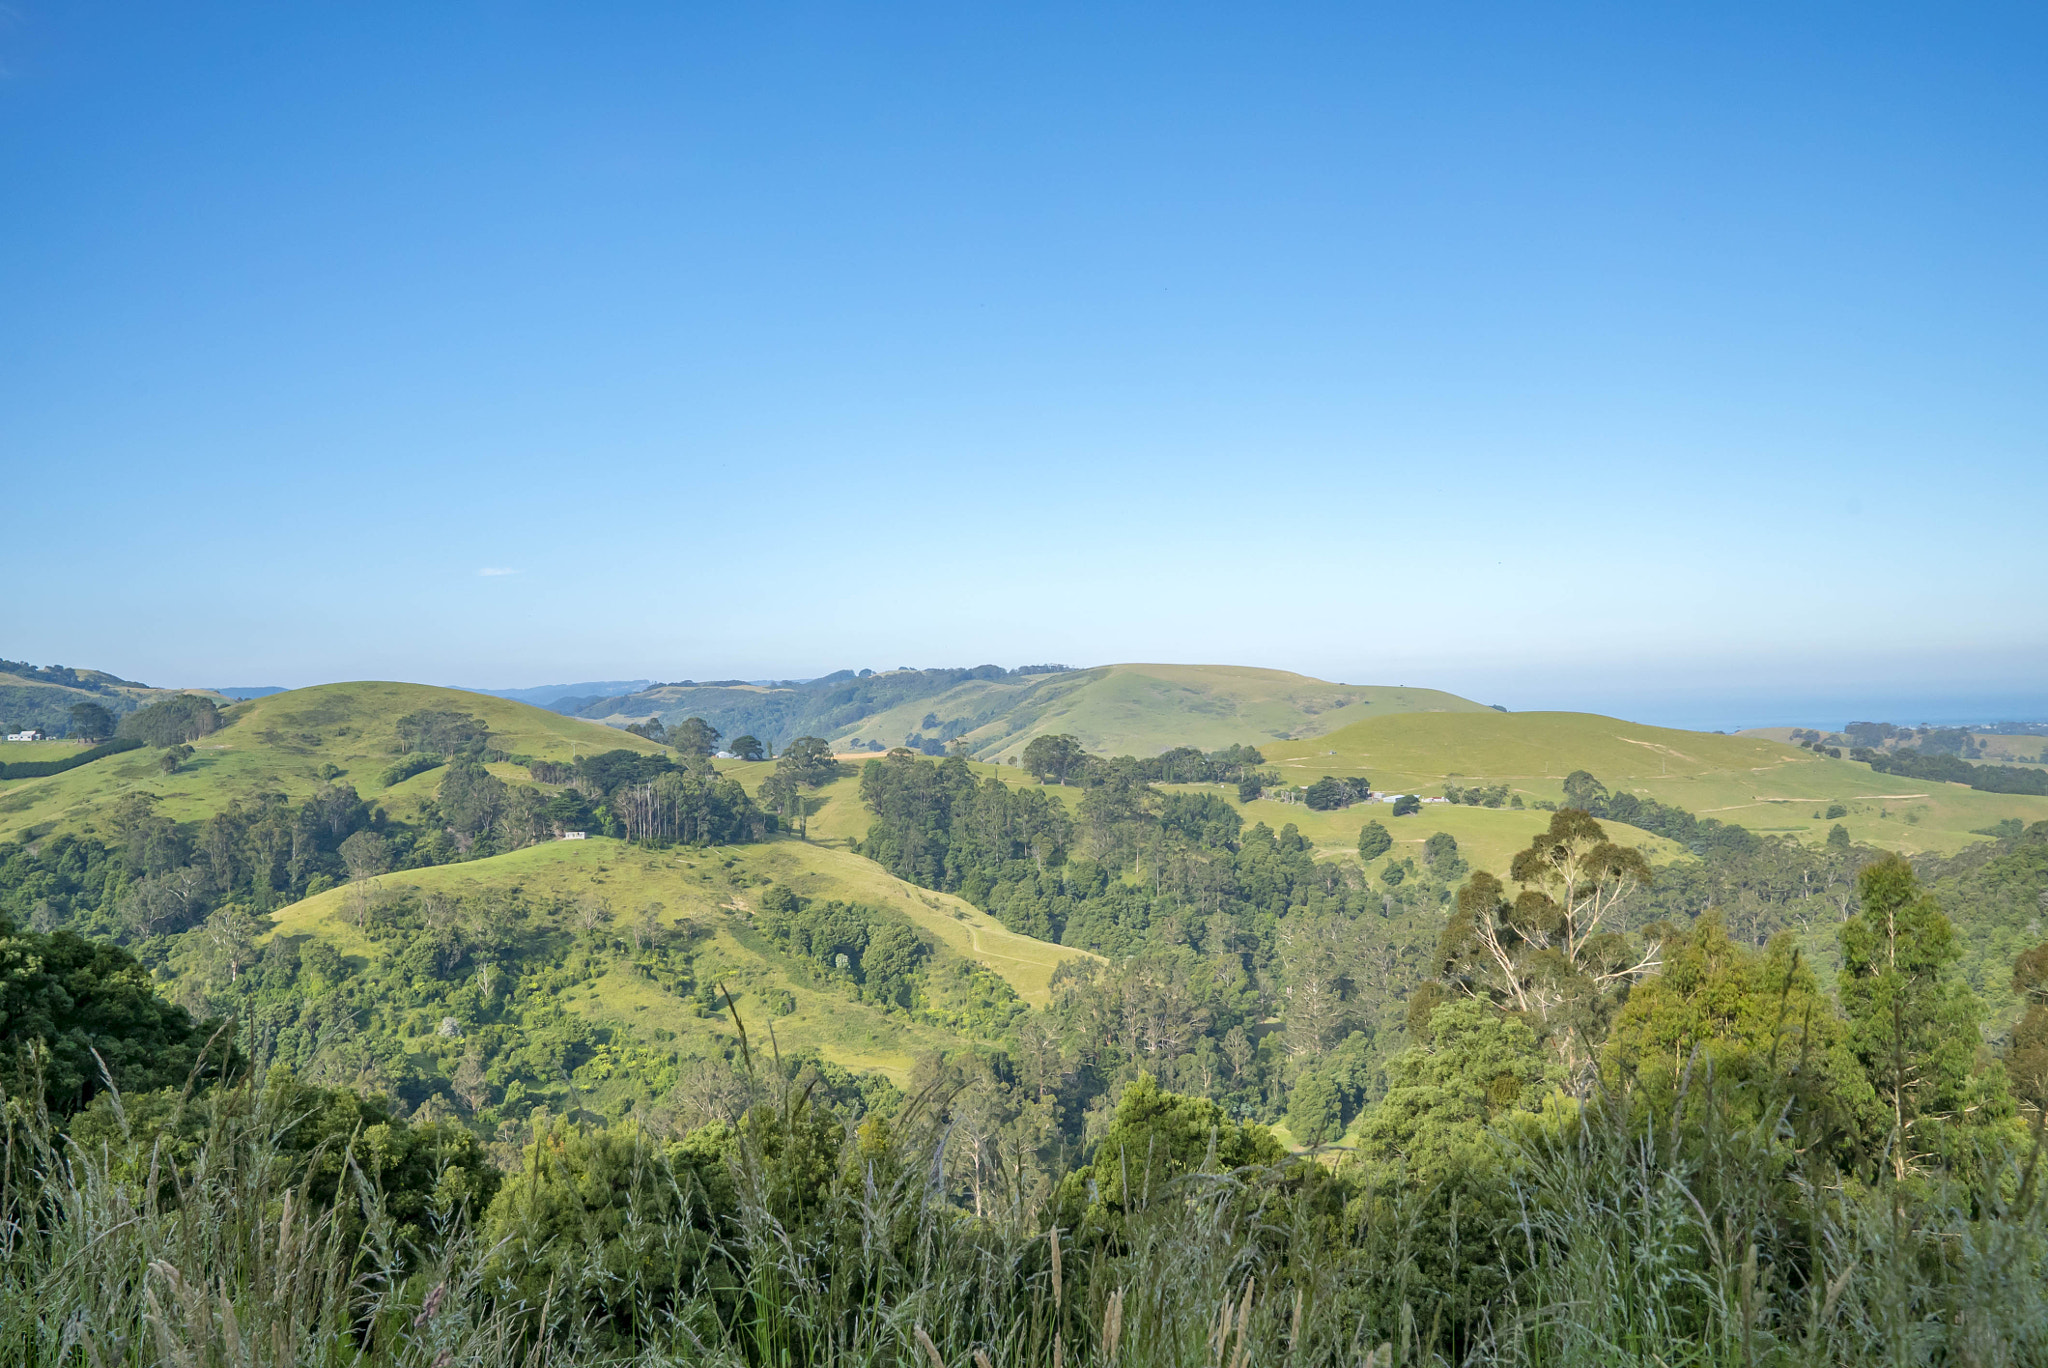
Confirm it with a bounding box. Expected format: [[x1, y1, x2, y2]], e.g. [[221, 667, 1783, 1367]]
[[0, 681, 663, 843], [268, 834, 1091, 1085], [1, 679, 1093, 1086], [593, 663, 1488, 763], [723, 750, 1683, 894], [867, 664, 1488, 762], [1261, 710, 2048, 856]]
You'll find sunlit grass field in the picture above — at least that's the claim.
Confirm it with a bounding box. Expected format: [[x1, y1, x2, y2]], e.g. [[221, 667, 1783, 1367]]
[[267, 834, 1091, 1083], [0, 682, 659, 842], [1260, 709, 2048, 855]]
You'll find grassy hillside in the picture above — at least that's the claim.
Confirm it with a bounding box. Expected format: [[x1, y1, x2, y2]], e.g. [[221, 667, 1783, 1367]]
[[269, 834, 1089, 1084], [1263, 710, 2048, 856], [586, 664, 1488, 764], [1232, 787, 1687, 873], [870, 664, 1488, 762], [725, 749, 1680, 891], [0, 681, 660, 842]]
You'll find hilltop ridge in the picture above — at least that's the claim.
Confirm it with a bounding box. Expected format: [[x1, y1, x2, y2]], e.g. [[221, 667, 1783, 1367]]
[[570, 662, 1490, 760]]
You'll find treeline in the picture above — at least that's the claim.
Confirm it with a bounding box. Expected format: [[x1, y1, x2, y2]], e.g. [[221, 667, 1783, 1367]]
[[118, 692, 224, 745], [856, 750, 1459, 1130], [857, 751, 2038, 1148], [1562, 768, 1765, 857], [1860, 745, 2048, 795], [0, 658, 146, 690], [858, 753, 1404, 955], [1018, 734, 1269, 790], [756, 886, 935, 1013]]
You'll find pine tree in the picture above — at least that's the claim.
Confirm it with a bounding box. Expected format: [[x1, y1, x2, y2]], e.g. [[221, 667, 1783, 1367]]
[[1839, 855, 2010, 1176]]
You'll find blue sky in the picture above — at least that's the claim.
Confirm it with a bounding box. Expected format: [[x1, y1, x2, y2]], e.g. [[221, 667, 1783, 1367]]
[[3, 4, 2043, 726]]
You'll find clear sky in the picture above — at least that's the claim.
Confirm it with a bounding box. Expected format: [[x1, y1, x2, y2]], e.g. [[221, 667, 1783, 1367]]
[[4, 4, 2044, 726]]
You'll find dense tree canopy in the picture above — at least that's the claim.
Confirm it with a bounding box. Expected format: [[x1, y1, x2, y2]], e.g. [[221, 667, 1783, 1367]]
[[67, 701, 115, 741], [118, 693, 221, 747], [0, 922, 218, 1112], [1839, 854, 2011, 1170]]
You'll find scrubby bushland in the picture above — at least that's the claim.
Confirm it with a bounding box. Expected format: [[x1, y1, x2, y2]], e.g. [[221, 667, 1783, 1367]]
[[5, 1030, 2048, 1367]]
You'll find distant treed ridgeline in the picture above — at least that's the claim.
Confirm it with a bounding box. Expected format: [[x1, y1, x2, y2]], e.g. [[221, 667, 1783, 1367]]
[[556, 664, 1070, 749], [1796, 718, 2048, 789], [1862, 747, 2048, 795]]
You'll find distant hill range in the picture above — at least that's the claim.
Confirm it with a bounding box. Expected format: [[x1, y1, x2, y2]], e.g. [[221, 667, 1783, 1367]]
[[557, 663, 1491, 760], [461, 680, 656, 711]]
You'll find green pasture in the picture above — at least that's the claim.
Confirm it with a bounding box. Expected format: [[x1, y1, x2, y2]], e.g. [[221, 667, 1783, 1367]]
[[742, 747, 1678, 884], [267, 834, 1090, 1081], [933, 664, 1485, 762], [1218, 785, 1685, 875], [0, 741, 87, 762], [687, 663, 1487, 765], [1262, 709, 2048, 856], [0, 681, 658, 842]]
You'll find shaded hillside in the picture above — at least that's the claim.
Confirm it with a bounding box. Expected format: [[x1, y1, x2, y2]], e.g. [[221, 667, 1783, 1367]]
[[461, 679, 654, 710], [582, 663, 1487, 761], [0, 657, 211, 738]]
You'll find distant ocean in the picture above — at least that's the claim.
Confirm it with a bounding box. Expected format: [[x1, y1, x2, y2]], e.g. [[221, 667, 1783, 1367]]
[[1532, 694, 2048, 735]]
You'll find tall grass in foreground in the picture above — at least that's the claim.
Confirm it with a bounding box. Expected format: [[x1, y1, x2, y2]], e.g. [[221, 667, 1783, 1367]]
[[3, 1065, 2047, 1366]]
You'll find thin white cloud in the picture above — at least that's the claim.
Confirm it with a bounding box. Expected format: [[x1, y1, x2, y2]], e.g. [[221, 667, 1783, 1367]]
[[478, 567, 517, 577]]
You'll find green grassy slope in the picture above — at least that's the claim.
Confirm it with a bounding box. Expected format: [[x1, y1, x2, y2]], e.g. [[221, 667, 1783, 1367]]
[[0, 681, 660, 842], [943, 665, 1488, 762], [269, 834, 1090, 1082], [724, 749, 1676, 896], [596, 665, 1487, 765], [1263, 711, 2048, 856], [718, 756, 1083, 851], [0, 741, 89, 763], [1229, 787, 1686, 874]]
